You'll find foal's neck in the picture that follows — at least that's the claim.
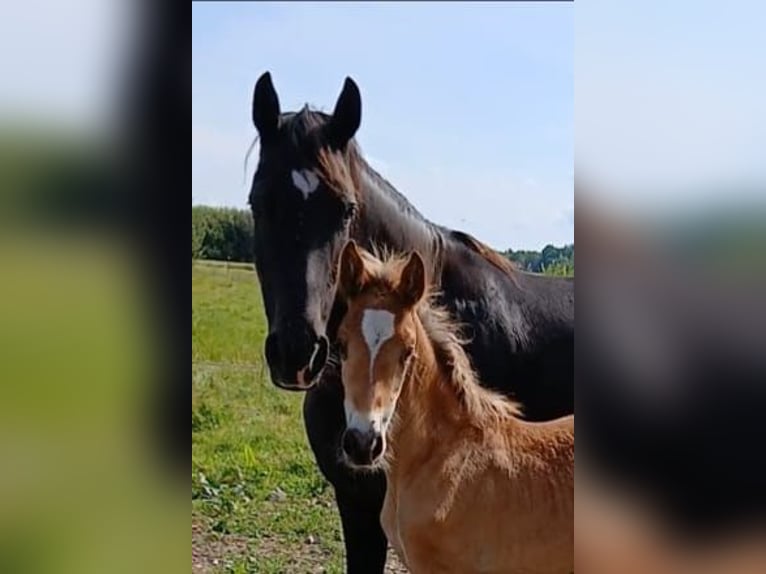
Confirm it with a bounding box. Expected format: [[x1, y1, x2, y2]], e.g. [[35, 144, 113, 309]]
[[390, 318, 467, 447], [389, 313, 525, 455]]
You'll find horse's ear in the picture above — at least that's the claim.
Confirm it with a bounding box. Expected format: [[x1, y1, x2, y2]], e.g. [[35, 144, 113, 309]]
[[252, 71, 280, 144], [398, 251, 426, 307], [326, 77, 361, 151], [338, 240, 367, 298]]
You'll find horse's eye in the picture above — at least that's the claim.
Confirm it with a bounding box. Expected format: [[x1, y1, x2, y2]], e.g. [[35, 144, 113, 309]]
[[343, 202, 357, 220]]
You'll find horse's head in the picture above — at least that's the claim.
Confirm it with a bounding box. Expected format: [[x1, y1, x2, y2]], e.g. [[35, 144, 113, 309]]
[[249, 72, 362, 390]]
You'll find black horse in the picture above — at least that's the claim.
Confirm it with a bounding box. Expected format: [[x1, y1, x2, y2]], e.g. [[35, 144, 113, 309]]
[[248, 71, 574, 573]]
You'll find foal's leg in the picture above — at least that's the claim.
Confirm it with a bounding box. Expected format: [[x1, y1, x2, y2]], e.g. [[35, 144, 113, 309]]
[[303, 378, 388, 574]]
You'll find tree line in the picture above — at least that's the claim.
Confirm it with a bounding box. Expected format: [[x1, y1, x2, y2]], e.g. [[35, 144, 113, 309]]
[[192, 206, 254, 262], [192, 206, 574, 276], [502, 244, 574, 276]]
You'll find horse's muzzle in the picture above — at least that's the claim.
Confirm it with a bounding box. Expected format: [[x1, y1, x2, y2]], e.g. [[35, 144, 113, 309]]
[[265, 331, 329, 391]]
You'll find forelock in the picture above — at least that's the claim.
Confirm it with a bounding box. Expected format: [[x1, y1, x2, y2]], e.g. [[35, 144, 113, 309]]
[[276, 107, 361, 201]]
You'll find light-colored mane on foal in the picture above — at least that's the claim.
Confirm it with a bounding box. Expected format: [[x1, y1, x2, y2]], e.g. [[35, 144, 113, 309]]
[[418, 302, 523, 422], [363, 249, 523, 423]]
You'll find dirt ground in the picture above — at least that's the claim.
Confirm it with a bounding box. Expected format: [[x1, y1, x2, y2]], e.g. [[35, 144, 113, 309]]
[[192, 518, 408, 573]]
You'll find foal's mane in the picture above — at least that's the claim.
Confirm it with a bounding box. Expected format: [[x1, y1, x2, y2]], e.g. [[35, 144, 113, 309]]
[[417, 297, 524, 422], [362, 248, 523, 423]]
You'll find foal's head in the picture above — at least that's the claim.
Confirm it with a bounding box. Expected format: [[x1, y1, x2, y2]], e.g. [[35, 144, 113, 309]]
[[336, 241, 426, 468]]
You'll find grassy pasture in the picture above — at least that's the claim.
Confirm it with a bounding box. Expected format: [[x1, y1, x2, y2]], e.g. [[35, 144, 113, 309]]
[[192, 260, 346, 573], [192, 260, 409, 573]]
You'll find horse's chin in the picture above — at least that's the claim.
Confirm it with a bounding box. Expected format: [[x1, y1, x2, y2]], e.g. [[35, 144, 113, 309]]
[[270, 370, 320, 392], [272, 380, 315, 392], [295, 365, 322, 390]]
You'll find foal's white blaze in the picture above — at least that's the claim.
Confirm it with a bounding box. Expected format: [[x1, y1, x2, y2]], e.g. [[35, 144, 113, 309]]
[[345, 399, 384, 434], [361, 309, 395, 383], [344, 399, 394, 436], [342, 309, 396, 435], [291, 169, 320, 199]]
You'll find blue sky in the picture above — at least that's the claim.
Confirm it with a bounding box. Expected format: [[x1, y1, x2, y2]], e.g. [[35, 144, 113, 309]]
[[193, 2, 573, 251]]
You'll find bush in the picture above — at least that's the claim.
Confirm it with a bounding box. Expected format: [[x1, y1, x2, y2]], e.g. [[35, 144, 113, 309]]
[[192, 206, 254, 262], [503, 244, 574, 276]]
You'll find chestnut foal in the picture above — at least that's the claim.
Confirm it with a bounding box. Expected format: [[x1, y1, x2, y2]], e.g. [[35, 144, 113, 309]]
[[335, 241, 574, 574]]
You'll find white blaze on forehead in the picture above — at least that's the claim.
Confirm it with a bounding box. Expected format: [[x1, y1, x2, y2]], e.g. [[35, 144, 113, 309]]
[[304, 250, 324, 323], [361, 309, 395, 382], [291, 169, 320, 199]]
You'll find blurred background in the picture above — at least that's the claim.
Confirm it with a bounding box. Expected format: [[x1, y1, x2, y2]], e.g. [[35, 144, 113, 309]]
[[0, 0, 186, 573], [576, 1, 766, 573]]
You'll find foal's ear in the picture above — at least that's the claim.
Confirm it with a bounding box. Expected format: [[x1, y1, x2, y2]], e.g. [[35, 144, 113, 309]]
[[326, 77, 362, 151], [398, 252, 426, 307], [338, 240, 368, 298], [252, 71, 281, 144]]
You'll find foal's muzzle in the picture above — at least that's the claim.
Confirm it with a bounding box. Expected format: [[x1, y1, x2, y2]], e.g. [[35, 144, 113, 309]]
[[341, 428, 384, 467]]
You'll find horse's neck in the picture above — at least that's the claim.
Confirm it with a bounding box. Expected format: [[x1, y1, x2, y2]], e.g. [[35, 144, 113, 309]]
[[354, 167, 444, 279]]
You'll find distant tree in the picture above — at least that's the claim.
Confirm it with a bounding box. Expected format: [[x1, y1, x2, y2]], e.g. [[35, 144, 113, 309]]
[[192, 206, 254, 262], [502, 243, 573, 276]]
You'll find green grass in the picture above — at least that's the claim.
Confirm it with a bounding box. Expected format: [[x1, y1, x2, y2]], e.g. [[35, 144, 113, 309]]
[[192, 261, 345, 573]]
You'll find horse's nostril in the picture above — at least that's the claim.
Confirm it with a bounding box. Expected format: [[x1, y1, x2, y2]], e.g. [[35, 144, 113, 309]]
[[371, 434, 384, 460], [341, 430, 357, 459], [341, 429, 381, 466]]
